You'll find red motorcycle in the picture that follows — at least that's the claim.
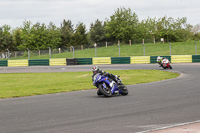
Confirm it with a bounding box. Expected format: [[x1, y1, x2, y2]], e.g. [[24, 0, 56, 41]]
[[157, 57, 172, 69], [161, 62, 172, 69]]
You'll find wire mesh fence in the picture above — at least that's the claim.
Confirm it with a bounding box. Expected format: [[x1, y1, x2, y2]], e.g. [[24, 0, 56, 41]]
[[0, 40, 199, 60]]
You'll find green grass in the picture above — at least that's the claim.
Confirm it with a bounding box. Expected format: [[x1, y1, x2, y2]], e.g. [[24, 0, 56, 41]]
[[4, 41, 200, 60], [0, 70, 180, 99], [30, 41, 200, 59]]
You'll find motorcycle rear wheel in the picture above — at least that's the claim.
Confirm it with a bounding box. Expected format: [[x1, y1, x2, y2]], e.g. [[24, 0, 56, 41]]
[[98, 83, 112, 97]]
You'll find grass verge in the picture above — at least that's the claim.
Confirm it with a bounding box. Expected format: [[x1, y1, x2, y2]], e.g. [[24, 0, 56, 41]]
[[0, 70, 180, 99], [3, 41, 200, 60]]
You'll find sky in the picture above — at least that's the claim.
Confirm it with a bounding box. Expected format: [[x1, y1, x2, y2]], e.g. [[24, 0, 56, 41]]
[[0, 0, 200, 30]]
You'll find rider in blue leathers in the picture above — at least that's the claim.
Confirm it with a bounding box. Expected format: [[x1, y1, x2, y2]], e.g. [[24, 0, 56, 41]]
[[92, 66, 120, 84]]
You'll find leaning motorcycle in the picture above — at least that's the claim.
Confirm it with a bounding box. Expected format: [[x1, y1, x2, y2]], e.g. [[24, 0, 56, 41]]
[[161, 62, 172, 69], [92, 73, 128, 97], [160, 58, 172, 69]]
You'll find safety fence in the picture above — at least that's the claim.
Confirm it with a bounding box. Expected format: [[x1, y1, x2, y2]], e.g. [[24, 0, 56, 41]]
[[0, 55, 200, 67]]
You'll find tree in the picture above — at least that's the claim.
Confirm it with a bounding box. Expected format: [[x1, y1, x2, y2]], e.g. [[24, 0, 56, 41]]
[[46, 22, 62, 49], [71, 23, 88, 47], [192, 24, 200, 34], [192, 24, 200, 40], [30, 22, 48, 50], [12, 28, 22, 50], [0, 25, 14, 51], [60, 19, 74, 48], [105, 7, 139, 43], [18, 20, 32, 50], [89, 19, 106, 44], [137, 19, 150, 40]]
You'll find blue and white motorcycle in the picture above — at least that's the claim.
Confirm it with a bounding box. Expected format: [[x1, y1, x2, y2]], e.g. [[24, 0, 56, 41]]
[[92, 73, 128, 97]]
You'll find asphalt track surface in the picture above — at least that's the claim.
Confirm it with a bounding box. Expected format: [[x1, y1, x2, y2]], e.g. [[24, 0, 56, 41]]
[[0, 63, 200, 133]]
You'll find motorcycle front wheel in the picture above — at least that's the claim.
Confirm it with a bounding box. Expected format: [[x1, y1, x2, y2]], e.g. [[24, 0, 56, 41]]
[[98, 83, 112, 97], [118, 83, 128, 95]]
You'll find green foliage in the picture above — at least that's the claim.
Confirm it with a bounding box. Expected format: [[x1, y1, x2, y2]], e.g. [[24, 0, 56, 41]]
[[89, 19, 106, 44], [1, 7, 200, 52], [105, 7, 139, 42], [14, 21, 62, 51], [70, 23, 88, 46], [0, 25, 15, 51], [60, 19, 74, 48]]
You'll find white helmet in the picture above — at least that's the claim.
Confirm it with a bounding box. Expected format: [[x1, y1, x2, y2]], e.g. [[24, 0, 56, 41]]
[[157, 56, 162, 62]]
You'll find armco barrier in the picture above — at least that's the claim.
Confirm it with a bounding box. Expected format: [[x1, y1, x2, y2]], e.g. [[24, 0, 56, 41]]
[[111, 57, 130, 64], [192, 55, 200, 63], [150, 56, 171, 63], [171, 55, 192, 63], [29, 59, 49, 66], [131, 56, 150, 64], [76, 58, 92, 65], [93, 57, 111, 65], [0, 60, 8, 67], [67, 58, 78, 65], [8, 60, 28, 67], [2, 55, 200, 67], [50, 58, 66, 66]]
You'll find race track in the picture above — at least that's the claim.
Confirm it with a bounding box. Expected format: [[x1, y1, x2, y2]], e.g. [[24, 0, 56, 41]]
[[0, 63, 200, 133]]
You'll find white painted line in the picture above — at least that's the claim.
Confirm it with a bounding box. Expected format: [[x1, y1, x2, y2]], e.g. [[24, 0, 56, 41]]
[[136, 120, 200, 133]]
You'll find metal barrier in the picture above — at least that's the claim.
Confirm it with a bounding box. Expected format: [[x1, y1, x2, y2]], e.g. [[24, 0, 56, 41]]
[[1, 55, 200, 67], [92, 57, 111, 65], [171, 55, 192, 63], [8, 60, 28, 67], [131, 56, 150, 64]]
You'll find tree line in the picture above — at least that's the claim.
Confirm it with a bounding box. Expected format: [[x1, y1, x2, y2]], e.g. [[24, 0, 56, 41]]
[[0, 7, 200, 52]]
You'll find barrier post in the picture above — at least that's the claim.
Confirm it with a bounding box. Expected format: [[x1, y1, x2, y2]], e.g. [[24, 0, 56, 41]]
[[195, 41, 197, 55], [71, 46, 74, 58], [142, 42, 145, 56], [27, 48, 30, 60], [168, 42, 171, 56], [7, 49, 10, 60], [118, 43, 120, 57], [94, 43, 97, 57], [49, 47, 51, 59]]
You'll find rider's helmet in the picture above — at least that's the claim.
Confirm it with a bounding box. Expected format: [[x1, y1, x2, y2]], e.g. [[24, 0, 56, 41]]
[[157, 56, 162, 62], [92, 66, 99, 74]]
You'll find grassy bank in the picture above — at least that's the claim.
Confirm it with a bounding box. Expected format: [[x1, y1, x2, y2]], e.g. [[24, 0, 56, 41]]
[[0, 70, 180, 99], [7, 41, 199, 60]]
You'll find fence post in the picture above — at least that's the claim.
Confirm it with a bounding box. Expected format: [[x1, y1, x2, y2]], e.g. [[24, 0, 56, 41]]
[[7, 49, 10, 60], [81, 45, 83, 50], [94, 43, 97, 57], [71, 46, 74, 58], [129, 40, 131, 46], [39, 50, 40, 56], [59, 48, 61, 54], [27, 48, 30, 60], [15, 52, 17, 58], [142, 42, 145, 56], [49, 47, 51, 59], [106, 41, 107, 48], [195, 41, 197, 55], [168, 42, 171, 56], [118, 43, 120, 57]]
